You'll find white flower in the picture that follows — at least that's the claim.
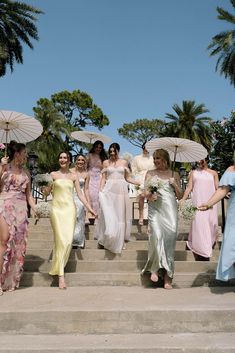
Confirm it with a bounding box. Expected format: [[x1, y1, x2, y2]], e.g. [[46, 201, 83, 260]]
[[146, 178, 165, 194], [178, 199, 197, 222], [35, 202, 51, 220], [34, 173, 53, 187]]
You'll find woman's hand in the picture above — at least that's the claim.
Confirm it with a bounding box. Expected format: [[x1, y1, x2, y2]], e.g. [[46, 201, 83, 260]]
[[169, 177, 177, 188], [198, 204, 212, 211]]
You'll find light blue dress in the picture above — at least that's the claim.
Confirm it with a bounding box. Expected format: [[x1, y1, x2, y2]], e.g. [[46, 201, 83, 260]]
[[142, 175, 178, 279], [216, 171, 235, 281], [73, 178, 85, 248]]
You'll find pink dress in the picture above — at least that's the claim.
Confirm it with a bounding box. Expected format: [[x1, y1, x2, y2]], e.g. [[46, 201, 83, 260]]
[[88, 154, 102, 214], [0, 166, 29, 290], [187, 169, 218, 258]]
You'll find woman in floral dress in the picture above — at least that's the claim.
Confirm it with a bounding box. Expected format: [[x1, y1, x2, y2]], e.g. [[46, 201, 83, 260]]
[[0, 141, 37, 295], [87, 140, 108, 216]]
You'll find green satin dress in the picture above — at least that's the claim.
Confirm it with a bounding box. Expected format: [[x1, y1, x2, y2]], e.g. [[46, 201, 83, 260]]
[[142, 175, 178, 279], [49, 179, 76, 276]]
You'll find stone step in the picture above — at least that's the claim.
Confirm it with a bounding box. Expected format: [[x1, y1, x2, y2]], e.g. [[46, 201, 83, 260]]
[[23, 259, 218, 273], [25, 248, 220, 261], [0, 333, 234, 352], [20, 270, 228, 288], [26, 239, 190, 250], [0, 287, 235, 335]]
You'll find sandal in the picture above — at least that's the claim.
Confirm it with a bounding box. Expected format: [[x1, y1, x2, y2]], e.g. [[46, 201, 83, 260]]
[[164, 274, 173, 289]]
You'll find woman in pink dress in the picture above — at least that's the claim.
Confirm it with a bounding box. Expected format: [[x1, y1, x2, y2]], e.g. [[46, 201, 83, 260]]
[[0, 141, 37, 295], [87, 140, 108, 216], [180, 158, 219, 260]]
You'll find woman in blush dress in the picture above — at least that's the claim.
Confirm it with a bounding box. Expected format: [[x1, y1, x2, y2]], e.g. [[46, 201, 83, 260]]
[[180, 158, 219, 261], [87, 140, 108, 216], [42, 151, 96, 289], [70, 154, 90, 248], [0, 141, 37, 295], [142, 149, 182, 289], [199, 160, 235, 282], [95, 143, 140, 254]]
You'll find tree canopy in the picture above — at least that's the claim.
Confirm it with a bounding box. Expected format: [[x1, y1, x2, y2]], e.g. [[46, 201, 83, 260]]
[[0, 0, 43, 76], [208, 0, 235, 86], [118, 118, 165, 148]]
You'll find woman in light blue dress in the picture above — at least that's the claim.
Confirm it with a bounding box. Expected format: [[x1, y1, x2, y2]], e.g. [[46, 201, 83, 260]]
[[142, 149, 183, 289], [199, 164, 235, 281]]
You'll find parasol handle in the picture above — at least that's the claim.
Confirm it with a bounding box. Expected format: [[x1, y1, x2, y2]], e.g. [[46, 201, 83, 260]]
[[171, 146, 178, 177], [4, 124, 9, 157]]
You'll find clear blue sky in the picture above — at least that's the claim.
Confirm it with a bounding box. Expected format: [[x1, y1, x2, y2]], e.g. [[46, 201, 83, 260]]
[[1, 0, 235, 157]]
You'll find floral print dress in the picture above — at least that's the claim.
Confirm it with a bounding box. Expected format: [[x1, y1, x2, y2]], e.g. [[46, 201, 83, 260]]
[[0, 166, 29, 290]]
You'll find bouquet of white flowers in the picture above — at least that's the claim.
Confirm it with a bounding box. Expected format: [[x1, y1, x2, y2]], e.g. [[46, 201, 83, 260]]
[[35, 202, 51, 224], [178, 199, 197, 223], [34, 173, 53, 187], [146, 178, 165, 194]]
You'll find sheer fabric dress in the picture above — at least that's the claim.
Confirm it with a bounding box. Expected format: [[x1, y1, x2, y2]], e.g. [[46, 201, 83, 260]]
[[216, 171, 235, 281], [142, 175, 178, 279], [49, 179, 76, 276], [186, 170, 218, 258], [0, 166, 29, 290], [73, 178, 85, 248], [88, 154, 102, 214], [95, 166, 131, 254]]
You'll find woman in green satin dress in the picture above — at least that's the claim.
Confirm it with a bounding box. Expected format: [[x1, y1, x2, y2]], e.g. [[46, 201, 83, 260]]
[[142, 149, 183, 289], [42, 152, 96, 289]]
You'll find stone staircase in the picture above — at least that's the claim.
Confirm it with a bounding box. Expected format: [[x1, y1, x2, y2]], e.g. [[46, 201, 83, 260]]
[[21, 218, 222, 288], [1, 217, 235, 353]]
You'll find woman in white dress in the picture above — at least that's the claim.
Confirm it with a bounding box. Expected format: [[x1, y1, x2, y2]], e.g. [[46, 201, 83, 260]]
[[95, 143, 140, 254], [70, 154, 90, 248]]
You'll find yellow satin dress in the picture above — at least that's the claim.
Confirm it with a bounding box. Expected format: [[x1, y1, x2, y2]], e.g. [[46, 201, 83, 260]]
[[49, 179, 76, 276]]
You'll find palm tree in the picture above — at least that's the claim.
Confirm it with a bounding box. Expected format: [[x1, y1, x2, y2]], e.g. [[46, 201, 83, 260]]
[[28, 99, 71, 172], [208, 0, 235, 86], [0, 0, 43, 76], [165, 100, 212, 150]]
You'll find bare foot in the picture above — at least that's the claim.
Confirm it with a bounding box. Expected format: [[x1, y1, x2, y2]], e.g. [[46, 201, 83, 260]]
[[138, 218, 144, 226], [150, 272, 159, 282], [164, 274, 173, 289], [59, 276, 67, 290]]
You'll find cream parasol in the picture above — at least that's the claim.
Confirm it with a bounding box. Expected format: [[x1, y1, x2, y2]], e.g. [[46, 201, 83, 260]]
[[146, 137, 208, 175], [71, 130, 111, 144], [0, 110, 43, 154]]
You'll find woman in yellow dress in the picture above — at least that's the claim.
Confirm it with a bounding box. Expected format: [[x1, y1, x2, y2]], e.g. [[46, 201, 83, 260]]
[[42, 151, 96, 289]]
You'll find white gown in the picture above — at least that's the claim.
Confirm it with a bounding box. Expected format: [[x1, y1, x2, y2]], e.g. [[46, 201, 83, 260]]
[[73, 178, 85, 248], [95, 166, 131, 254]]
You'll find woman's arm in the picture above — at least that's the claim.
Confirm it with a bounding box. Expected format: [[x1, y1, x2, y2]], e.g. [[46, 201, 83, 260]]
[[124, 161, 141, 186], [74, 176, 96, 216], [213, 170, 219, 190], [25, 173, 37, 214], [199, 185, 230, 210], [84, 173, 91, 203], [169, 172, 183, 200], [0, 156, 9, 178]]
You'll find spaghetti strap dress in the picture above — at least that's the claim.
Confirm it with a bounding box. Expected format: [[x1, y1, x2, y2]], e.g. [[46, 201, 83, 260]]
[[49, 179, 76, 276], [0, 166, 29, 290]]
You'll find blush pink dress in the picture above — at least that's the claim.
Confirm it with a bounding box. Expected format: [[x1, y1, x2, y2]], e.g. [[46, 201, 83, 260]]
[[186, 169, 218, 258], [0, 166, 29, 290], [88, 154, 102, 214]]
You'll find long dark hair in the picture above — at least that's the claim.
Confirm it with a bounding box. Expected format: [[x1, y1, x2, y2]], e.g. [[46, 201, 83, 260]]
[[8, 140, 26, 162], [108, 143, 120, 156], [89, 140, 108, 162]]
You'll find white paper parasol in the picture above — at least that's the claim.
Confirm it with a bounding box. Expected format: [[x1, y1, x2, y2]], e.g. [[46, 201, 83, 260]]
[[71, 130, 111, 144], [146, 137, 208, 175], [0, 110, 43, 145]]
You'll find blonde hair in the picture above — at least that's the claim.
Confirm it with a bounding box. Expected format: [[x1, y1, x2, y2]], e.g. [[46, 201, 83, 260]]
[[153, 149, 171, 169]]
